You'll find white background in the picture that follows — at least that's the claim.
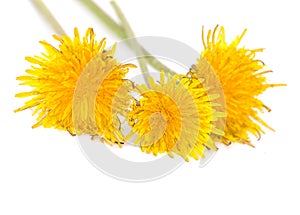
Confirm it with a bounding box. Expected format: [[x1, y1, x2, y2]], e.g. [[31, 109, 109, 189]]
[[1, 0, 299, 214]]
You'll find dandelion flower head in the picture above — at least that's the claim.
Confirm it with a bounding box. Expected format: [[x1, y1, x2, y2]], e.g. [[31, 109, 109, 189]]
[[15, 28, 135, 144], [127, 71, 224, 161], [191, 25, 285, 146]]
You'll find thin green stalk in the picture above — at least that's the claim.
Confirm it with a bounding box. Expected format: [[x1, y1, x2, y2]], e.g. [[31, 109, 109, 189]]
[[30, 0, 65, 35], [77, 0, 175, 74], [110, 1, 149, 82], [76, 0, 125, 38]]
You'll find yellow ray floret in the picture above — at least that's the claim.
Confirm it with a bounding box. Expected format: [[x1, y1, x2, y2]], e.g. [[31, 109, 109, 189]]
[[191, 25, 285, 146], [15, 28, 135, 144], [127, 71, 224, 161]]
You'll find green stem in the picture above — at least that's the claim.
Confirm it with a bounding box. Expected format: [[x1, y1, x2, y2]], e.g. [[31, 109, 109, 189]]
[[77, 0, 175, 74], [76, 0, 125, 38], [30, 0, 66, 35], [110, 1, 149, 82]]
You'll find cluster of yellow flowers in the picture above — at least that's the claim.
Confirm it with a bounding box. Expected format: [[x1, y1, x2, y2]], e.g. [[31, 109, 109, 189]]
[[15, 26, 285, 161]]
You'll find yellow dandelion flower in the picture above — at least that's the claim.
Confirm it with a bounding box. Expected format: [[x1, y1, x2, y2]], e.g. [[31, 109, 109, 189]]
[[191, 25, 285, 146], [15, 28, 135, 144], [127, 71, 224, 161]]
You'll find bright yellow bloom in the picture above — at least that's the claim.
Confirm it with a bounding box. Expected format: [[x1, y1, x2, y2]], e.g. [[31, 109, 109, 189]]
[[15, 28, 135, 144], [191, 25, 285, 146], [127, 71, 224, 161]]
